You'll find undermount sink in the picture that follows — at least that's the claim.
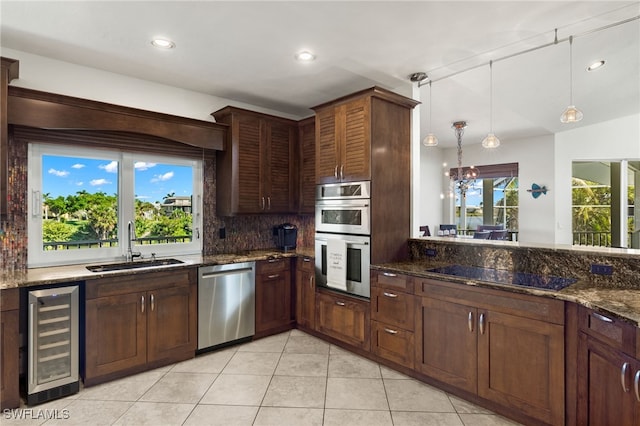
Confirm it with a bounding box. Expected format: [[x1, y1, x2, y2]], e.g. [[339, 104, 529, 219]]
[[86, 258, 184, 273], [427, 264, 577, 291]]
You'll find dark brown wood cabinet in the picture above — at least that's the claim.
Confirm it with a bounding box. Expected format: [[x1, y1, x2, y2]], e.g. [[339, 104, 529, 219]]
[[297, 117, 315, 214], [0, 288, 20, 409], [295, 256, 315, 330], [370, 270, 415, 368], [415, 278, 565, 426], [1, 57, 19, 217], [212, 106, 297, 215], [255, 258, 293, 337], [576, 306, 640, 426], [316, 289, 370, 350], [85, 269, 197, 386]]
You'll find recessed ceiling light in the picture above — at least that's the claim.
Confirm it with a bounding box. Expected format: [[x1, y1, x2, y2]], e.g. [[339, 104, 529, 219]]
[[151, 38, 175, 49], [587, 60, 605, 71], [295, 50, 316, 62]]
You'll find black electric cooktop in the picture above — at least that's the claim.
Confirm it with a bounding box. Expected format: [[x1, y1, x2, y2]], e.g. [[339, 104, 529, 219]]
[[427, 264, 577, 291]]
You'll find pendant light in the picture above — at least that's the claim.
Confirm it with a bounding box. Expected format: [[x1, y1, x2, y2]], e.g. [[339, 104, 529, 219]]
[[481, 60, 500, 148], [560, 35, 583, 123], [423, 81, 438, 146]]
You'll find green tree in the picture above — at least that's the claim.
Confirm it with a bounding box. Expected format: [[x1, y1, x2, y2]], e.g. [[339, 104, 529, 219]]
[[44, 195, 67, 221], [42, 220, 76, 243], [85, 192, 117, 240]]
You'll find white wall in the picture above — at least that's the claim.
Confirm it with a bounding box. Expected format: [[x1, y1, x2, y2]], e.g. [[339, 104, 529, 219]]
[[2, 48, 303, 121], [555, 114, 640, 244], [419, 143, 444, 237]]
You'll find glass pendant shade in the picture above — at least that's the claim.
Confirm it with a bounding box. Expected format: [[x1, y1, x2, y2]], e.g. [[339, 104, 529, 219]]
[[560, 105, 583, 123], [423, 133, 438, 147], [481, 132, 500, 148]]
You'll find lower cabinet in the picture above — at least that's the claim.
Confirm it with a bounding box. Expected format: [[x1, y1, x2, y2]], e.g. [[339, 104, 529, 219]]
[[85, 269, 197, 385], [1, 288, 20, 409], [295, 256, 315, 330], [576, 306, 640, 425], [255, 258, 293, 337], [415, 278, 565, 426], [316, 290, 370, 350]]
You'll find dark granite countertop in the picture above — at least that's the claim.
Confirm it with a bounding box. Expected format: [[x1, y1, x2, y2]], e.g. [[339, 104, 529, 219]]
[[371, 261, 640, 327], [0, 248, 314, 290]]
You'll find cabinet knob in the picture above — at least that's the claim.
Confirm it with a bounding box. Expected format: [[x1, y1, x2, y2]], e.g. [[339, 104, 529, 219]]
[[468, 312, 474, 332], [141, 295, 145, 313], [335, 301, 346, 306], [383, 292, 398, 298], [384, 328, 398, 335], [382, 272, 397, 277], [621, 362, 630, 393], [268, 274, 280, 279], [479, 313, 485, 335], [303, 257, 311, 262], [150, 294, 155, 312]]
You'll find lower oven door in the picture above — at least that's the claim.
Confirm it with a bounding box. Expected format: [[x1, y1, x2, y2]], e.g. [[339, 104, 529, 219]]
[[314, 233, 370, 298]]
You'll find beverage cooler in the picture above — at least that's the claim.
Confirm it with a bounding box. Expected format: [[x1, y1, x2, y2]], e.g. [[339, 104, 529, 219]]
[[27, 285, 80, 405]]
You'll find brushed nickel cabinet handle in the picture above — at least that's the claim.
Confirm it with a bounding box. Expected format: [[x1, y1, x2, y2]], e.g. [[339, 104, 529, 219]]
[[141, 295, 145, 313], [621, 362, 630, 392], [592, 312, 613, 323], [268, 274, 280, 279], [267, 196, 271, 210], [150, 294, 155, 312], [261, 197, 265, 210], [383, 292, 398, 298], [340, 165, 344, 180], [468, 312, 473, 332], [479, 313, 485, 335], [384, 328, 398, 335], [303, 257, 311, 262], [635, 370, 640, 401], [382, 272, 397, 277], [334, 165, 338, 179], [309, 276, 313, 287], [335, 301, 346, 306]]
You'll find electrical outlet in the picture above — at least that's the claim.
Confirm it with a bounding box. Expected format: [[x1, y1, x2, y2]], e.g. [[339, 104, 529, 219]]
[[591, 264, 613, 275], [219, 228, 226, 239], [425, 248, 437, 257]]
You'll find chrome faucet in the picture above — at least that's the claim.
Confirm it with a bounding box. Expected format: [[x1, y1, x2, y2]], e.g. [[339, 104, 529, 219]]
[[126, 221, 142, 262]]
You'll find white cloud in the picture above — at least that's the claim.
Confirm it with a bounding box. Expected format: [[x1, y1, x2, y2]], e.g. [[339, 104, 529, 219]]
[[150, 171, 174, 183], [136, 195, 152, 199], [99, 161, 118, 173], [134, 161, 157, 171], [90, 178, 111, 186], [76, 181, 83, 186], [71, 163, 85, 169], [48, 168, 69, 177]]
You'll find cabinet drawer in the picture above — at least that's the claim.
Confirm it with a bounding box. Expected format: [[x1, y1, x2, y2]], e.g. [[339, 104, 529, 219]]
[[257, 258, 290, 274], [298, 256, 314, 273], [371, 270, 413, 293], [371, 287, 415, 331], [371, 320, 414, 369], [578, 305, 636, 354], [86, 269, 193, 299]]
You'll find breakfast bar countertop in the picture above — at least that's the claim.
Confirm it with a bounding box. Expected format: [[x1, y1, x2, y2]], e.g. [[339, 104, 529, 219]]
[[371, 261, 640, 327]]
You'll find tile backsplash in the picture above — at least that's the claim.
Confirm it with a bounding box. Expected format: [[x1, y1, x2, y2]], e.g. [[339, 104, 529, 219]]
[[0, 138, 314, 272]]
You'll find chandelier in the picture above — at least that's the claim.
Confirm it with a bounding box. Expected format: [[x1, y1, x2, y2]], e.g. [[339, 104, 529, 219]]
[[450, 121, 478, 197]]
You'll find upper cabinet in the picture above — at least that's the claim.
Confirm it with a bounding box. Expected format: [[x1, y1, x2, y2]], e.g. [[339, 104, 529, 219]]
[[213, 107, 297, 215], [312, 86, 419, 184], [0, 57, 19, 218], [297, 117, 315, 214]]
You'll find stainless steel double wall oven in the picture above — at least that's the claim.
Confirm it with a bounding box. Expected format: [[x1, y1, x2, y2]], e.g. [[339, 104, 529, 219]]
[[315, 181, 371, 298]]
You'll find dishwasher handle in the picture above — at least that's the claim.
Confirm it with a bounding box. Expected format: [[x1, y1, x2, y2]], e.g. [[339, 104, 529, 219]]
[[201, 267, 254, 279]]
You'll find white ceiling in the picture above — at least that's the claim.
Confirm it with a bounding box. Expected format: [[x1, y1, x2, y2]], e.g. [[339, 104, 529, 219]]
[[1, 1, 639, 147]]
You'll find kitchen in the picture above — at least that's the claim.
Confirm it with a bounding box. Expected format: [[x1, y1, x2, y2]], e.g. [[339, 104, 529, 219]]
[[1, 2, 640, 425]]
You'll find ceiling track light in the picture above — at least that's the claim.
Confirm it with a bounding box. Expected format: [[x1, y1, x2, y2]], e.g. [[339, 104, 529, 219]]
[[482, 60, 500, 149], [423, 80, 438, 147], [561, 35, 584, 123]]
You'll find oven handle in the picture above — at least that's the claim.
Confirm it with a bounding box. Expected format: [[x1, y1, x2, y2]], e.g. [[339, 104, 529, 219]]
[[315, 237, 369, 245], [316, 202, 369, 208]]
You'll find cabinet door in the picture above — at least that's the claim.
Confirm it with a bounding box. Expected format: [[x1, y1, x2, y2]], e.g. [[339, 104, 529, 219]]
[[147, 284, 196, 364], [295, 257, 315, 329], [416, 297, 477, 394], [85, 292, 147, 382], [235, 114, 263, 213], [339, 98, 370, 182], [1, 307, 20, 409], [265, 120, 295, 213], [256, 267, 292, 334], [316, 292, 370, 350], [478, 310, 565, 426], [315, 107, 339, 183], [577, 333, 638, 426]]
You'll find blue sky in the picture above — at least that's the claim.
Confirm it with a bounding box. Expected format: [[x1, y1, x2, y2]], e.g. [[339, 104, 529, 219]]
[[43, 155, 193, 203]]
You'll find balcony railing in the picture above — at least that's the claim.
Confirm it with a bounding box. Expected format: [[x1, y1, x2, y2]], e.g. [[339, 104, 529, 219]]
[[43, 236, 192, 251]]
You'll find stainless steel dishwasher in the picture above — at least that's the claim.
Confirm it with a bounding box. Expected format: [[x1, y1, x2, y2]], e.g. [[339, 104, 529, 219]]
[[198, 262, 255, 351]]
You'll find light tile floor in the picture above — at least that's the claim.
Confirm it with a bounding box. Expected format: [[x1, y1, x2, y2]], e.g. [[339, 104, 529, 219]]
[[4, 330, 522, 425]]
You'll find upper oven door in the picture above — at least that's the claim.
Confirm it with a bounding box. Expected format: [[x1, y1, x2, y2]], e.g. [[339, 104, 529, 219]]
[[315, 199, 370, 235], [316, 181, 371, 201]]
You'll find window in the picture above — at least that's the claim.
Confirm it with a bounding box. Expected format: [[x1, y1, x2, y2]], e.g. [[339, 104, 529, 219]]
[[28, 144, 202, 267]]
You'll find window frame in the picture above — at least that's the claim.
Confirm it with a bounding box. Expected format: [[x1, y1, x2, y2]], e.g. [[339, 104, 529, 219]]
[[28, 143, 202, 267]]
